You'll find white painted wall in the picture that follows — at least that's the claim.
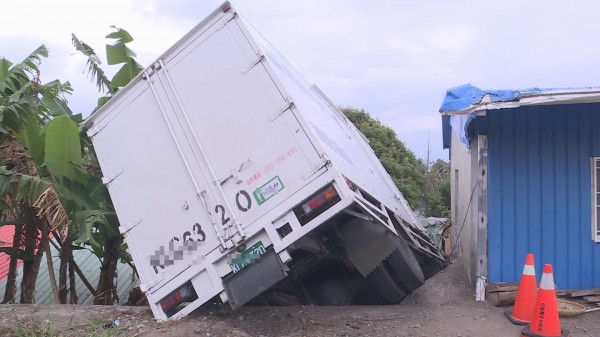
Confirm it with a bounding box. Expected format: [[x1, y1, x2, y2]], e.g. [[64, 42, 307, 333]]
[[450, 132, 480, 285]]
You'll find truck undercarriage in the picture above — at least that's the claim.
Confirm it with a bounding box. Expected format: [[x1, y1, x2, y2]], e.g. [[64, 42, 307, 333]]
[[229, 203, 447, 307]]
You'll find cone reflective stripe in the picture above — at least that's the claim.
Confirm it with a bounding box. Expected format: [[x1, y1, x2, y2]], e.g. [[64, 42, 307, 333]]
[[520, 264, 570, 337], [505, 253, 537, 325]]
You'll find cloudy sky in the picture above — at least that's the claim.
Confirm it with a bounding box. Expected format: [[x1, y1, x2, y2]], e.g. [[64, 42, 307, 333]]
[[2, 0, 600, 161]]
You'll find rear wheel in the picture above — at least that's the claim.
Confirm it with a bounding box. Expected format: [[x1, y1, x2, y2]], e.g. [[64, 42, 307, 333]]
[[385, 237, 425, 292], [416, 253, 447, 279], [366, 263, 407, 304]]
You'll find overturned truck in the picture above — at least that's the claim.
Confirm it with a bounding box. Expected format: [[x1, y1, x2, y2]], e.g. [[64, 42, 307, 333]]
[[84, 1, 446, 320]]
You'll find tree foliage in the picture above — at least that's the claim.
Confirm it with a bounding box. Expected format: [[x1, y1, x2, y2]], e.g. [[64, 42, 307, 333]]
[[0, 45, 76, 303], [340, 107, 449, 217], [0, 25, 141, 305], [341, 107, 424, 209], [72, 26, 143, 111], [419, 159, 450, 217], [72, 26, 142, 304]]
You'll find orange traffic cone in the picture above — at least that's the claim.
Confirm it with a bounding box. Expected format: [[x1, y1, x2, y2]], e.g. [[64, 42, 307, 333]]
[[505, 253, 537, 325], [520, 264, 570, 337]]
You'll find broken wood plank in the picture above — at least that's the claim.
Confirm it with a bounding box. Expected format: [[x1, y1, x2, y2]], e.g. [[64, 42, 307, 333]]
[[487, 290, 517, 307], [583, 295, 600, 303], [486, 282, 519, 293], [566, 289, 600, 298]]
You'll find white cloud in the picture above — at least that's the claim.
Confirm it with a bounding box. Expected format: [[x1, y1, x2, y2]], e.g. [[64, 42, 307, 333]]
[[3, 0, 600, 160]]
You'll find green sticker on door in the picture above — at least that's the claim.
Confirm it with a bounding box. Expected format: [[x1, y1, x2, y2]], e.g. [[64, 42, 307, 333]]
[[253, 176, 284, 205]]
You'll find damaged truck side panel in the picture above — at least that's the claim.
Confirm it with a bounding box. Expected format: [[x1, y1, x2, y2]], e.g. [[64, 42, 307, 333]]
[[84, 2, 446, 321]]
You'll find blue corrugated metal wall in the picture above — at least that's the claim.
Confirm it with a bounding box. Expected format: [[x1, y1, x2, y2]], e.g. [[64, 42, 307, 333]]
[[487, 104, 600, 289]]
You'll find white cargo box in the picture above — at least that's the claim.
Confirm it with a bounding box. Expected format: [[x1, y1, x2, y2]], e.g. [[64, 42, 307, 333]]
[[85, 1, 443, 320]]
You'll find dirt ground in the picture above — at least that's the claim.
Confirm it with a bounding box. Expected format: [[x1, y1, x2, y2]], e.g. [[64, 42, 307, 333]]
[[1, 258, 598, 337]]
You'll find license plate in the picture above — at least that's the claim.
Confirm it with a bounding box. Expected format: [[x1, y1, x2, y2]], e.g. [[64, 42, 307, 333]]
[[229, 241, 267, 273]]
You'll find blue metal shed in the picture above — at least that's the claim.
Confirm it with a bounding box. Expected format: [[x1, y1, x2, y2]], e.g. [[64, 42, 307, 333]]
[[440, 85, 600, 299]]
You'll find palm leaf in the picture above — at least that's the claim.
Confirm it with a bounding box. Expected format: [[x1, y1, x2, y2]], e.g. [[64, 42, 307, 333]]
[[44, 115, 88, 185], [71, 34, 111, 93], [0, 58, 14, 83], [0, 168, 51, 205], [18, 45, 48, 75], [110, 59, 143, 89], [33, 184, 69, 232]]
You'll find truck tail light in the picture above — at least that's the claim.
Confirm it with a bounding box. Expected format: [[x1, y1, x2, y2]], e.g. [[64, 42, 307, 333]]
[[160, 282, 197, 317], [294, 184, 341, 225], [302, 186, 338, 213]]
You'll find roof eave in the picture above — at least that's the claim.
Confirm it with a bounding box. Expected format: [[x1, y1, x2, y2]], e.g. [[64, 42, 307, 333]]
[[440, 88, 600, 116]]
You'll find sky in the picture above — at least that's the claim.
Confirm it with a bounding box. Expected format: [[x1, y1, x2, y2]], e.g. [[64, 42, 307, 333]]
[[2, 0, 600, 161]]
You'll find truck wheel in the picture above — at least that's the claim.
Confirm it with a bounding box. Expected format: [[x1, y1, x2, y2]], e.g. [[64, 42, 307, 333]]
[[366, 263, 407, 304], [385, 237, 425, 292], [417, 254, 447, 279]]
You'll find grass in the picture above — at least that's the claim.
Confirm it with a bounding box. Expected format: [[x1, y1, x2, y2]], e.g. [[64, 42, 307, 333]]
[[10, 313, 129, 337]]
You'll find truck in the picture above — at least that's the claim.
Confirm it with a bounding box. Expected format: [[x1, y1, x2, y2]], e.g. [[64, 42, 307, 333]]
[[84, 1, 446, 321]]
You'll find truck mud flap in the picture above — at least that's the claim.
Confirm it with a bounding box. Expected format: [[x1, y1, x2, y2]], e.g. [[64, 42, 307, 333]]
[[336, 218, 397, 277], [223, 249, 287, 309]]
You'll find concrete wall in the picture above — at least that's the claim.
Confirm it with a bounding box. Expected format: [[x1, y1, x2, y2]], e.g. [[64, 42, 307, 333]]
[[450, 132, 480, 285]]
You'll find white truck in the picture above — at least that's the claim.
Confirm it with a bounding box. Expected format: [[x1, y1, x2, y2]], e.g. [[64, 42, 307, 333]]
[[84, 1, 446, 320]]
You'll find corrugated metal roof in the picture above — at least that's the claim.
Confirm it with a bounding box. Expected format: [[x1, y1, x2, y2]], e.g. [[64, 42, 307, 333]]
[[0, 236, 139, 304], [0, 225, 24, 280], [440, 84, 600, 149], [486, 104, 600, 289], [0, 226, 14, 280], [439, 84, 600, 115]]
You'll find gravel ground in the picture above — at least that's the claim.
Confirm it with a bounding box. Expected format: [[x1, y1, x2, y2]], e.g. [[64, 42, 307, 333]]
[[1, 258, 598, 336]]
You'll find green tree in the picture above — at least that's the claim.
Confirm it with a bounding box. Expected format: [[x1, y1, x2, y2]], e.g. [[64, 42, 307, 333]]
[[420, 159, 450, 217], [340, 107, 450, 217], [0, 46, 76, 303], [72, 26, 143, 304], [0, 25, 143, 306], [340, 107, 425, 210]]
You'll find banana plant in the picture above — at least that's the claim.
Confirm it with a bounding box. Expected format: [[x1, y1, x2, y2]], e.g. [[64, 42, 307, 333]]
[[0, 26, 144, 305], [71, 26, 143, 304], [0, 46, 75, 303], [73, 25, 143, 111]]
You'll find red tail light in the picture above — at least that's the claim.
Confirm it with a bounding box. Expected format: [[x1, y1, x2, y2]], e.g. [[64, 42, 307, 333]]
[[160, 282, 197, 316], [302, 186, 338, 214], [294, 184, 341, 225]]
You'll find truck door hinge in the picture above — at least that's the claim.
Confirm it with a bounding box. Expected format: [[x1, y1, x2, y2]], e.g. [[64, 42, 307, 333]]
[[216, 10, 236, 31], [302, 154, 330, 179], [218, 159, 251, 185], [200, 190, 228, 249], [269, 98, 295, 122], [87, 123, 108, 138], [142, 62, 163, 80], [102, 169, 124, 185], [242, 51, 265, 75]]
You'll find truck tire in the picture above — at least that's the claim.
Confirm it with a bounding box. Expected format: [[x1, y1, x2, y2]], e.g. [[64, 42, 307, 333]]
[[417, 253, 447, 279], [385, 236, 425, 292], [366, 263, 407, 304]]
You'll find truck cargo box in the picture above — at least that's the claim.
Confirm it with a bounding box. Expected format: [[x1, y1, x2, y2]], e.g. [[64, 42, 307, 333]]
[[84, 1, 445, 320]]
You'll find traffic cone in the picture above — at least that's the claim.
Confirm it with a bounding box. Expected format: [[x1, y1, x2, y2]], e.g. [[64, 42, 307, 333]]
[[505, 253, 537, 325], [520, 264, 570, 337]]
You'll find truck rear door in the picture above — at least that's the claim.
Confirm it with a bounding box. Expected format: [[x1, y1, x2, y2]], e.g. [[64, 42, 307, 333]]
[[88, 80, 223, 290], [152, 11, 323, 246]]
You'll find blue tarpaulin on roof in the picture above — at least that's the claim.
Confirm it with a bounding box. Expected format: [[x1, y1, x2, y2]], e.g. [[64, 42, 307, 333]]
[[439, 84, 522, 113], [440, 84, 542, 148]]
